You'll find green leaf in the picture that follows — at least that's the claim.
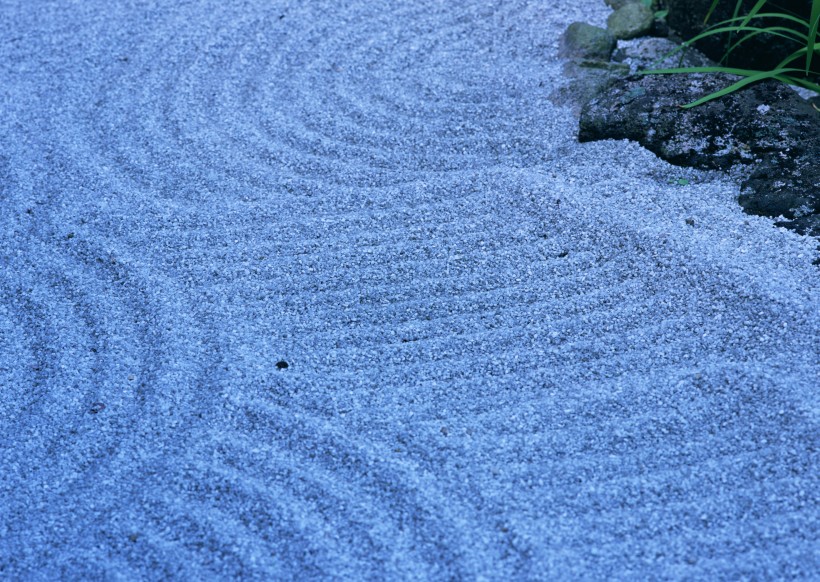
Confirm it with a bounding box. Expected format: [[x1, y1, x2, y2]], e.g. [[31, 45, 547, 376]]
[[687, 23, 808, 46], [680, 67, 805, 108], [704, 0, 723, 25], [738, 0, 770, 29], [641, 0, 820, 108], [806, 0, 820, 74], [706, 13, 810, 33], [722, 26, 812, 61], [779, 74, 820, 94], [639, 66, 810, 107], [640, 65, 785, 76]]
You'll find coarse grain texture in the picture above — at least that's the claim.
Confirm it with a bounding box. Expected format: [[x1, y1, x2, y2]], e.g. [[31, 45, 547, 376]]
[[0, 1, 817, 580]]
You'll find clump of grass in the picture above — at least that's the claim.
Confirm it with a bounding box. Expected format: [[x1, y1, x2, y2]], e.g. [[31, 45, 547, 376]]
[[641, 0, 820, 108]]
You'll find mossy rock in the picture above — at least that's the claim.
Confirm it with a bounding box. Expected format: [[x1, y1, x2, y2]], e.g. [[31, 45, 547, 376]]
[[607, 3, 655, 40], [559, 22, 616, 61]]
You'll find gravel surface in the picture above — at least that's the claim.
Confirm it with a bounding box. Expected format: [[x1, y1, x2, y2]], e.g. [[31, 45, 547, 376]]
[[1, 1, 818, 579]]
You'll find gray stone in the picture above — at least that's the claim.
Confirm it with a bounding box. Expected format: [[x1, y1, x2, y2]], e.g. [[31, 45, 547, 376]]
[[607, 3, 655, 40], [578, 72, 820, 231], [612, 36, 714, 73], [552, 37, 712, 117], [549, 60, 630, 115], [559, 22, 616, 61]]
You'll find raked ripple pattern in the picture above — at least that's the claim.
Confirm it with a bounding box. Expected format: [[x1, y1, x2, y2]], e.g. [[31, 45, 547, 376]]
[[1, 0, 818, 579]]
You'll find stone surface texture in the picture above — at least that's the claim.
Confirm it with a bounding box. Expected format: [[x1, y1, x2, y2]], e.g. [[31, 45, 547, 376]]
[[612, 37, 714, 73], [742, 143, 820, 233], [559, 22, 617, 61], [578, 72, 820, 230], [607, 2, 655, 39], [554, 37, 715, 116], [549, 60, 630, 114]]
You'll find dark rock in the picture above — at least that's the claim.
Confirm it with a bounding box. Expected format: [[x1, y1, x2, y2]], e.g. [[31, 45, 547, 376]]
[[579, 72, 820, 229], [740, 145, 820, 220], [580, 73, 748, 169], [559, 22, 616, 61], [775, 214, 820, 237], [607, 3, 655, 40], [650, 17, 670, 37], [579, 73, 815, 169]]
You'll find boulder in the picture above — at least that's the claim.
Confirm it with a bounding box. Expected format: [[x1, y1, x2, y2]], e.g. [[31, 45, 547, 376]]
[[559, 22, 616, 61], [607, 3, 655, 40], [578, 72, 820, 230]]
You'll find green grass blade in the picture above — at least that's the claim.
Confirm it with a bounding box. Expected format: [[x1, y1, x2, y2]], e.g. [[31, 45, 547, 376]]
[[806, 0, 820, 73], [732, 0, 744, 22], [703, 0, 723, 24], [780, 74, 820, 93], [776, 45, 819, 70], [679, 68, 805, 108], [643, 0, 820, 108], [661, 19, 809, 66], [722, 0, 745, 59], [706, 13, 809, 31], [739, 0, 770, 28], [648, 17, 810, 70], [723, 27, 811, 60], [677, 24, 807, 48]]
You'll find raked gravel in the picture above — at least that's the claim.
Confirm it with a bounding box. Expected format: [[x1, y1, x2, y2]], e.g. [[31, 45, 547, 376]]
[[0, 0, 818, 579]]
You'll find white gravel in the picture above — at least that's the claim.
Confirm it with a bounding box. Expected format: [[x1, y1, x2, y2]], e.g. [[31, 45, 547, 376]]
[[0, 0, 817, 579]]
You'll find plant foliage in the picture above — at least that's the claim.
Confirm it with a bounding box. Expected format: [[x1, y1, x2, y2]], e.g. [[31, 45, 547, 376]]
[[641, 0, 820, 107]]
